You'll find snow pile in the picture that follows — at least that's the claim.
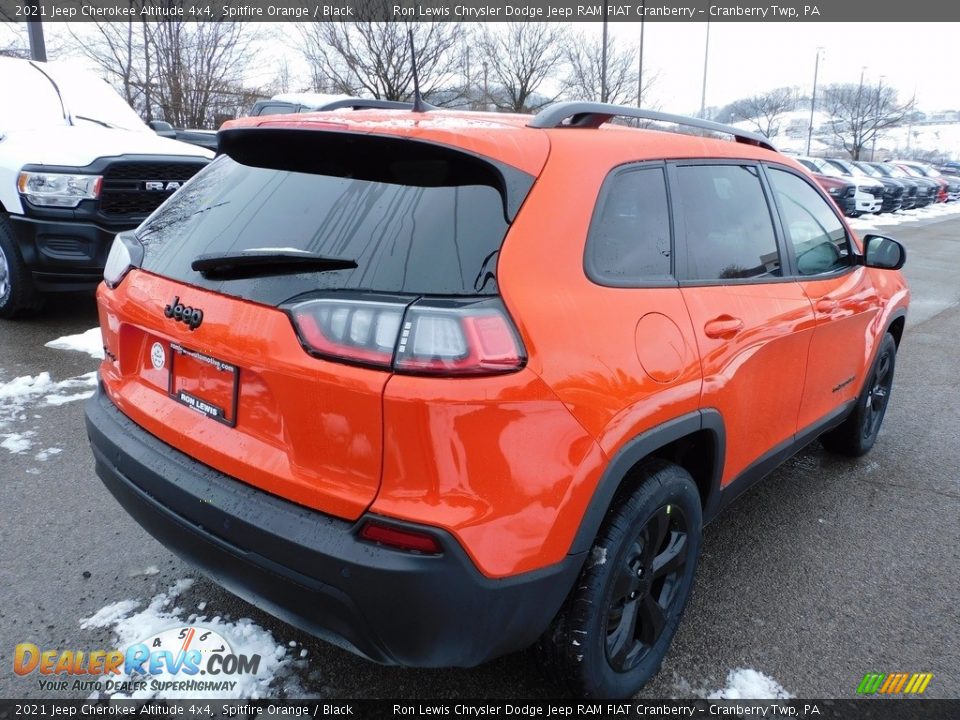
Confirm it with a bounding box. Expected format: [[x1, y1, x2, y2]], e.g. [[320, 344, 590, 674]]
[[708, 668, 793, 700], [45, 328, 105, 359], [80, 579, 303, 700]]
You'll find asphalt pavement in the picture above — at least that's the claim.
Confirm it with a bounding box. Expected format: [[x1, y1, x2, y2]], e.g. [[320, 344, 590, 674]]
[[1, 211, 958, 700]]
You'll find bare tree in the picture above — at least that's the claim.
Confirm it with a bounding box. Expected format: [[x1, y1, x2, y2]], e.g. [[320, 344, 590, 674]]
[[728, 87, 796, 137], [478, 23, 568, 113], [299, 11, 466, 102], [68, 20, 145, 109], [0, 22, 28, 58], [1, 22, 65, 59], [145, 21, 251, 128], [821, 82, 913, 160], [68, 15, 253, 128], [563, 31, 656, 107]]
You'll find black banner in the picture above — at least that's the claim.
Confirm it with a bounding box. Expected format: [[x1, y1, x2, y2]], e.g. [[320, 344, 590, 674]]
[[3, 0, 960, 23], [0, 700, 957, 720]]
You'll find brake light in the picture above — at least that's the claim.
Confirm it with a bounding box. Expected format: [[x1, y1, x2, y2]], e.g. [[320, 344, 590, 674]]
[[288, 296, 525, 375], [358, 521, 442, 554], [291, 297, 403, 368]]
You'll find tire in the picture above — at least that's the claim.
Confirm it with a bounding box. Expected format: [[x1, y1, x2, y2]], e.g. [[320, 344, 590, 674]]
[[820, 333, 897, 457], [538, 460, 702, 699], [0, 213, 43, 319]]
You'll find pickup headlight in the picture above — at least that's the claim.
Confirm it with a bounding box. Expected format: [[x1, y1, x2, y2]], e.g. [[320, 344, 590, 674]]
[[17, 171, 103, 208], [103, 232, 144, 288], [828, 187, 841, 195]]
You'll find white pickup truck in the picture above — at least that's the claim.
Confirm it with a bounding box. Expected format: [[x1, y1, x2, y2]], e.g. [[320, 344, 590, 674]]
[[0, 57, 212, 318]]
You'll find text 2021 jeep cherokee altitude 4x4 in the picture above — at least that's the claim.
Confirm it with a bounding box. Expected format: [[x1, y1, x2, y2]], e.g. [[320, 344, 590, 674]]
[[85, 102, 909, 698]]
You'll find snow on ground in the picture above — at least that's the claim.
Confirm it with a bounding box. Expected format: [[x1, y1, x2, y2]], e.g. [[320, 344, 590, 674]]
[[80, 579, 305, 700], [34, 447, 62, 461], [847, 200, 960, 231], [707, 668, 794, 700], [1, 431, 35, 454], [44, 327, 105, 360], [0, 371, 98, 438]]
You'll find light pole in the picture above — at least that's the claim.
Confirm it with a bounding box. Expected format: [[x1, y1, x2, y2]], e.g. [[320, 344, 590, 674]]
[[906, 89, 916, 152], [637, 16, 645, 107], [871, 76, 884, 161], [700, 21, 710, 118], [482, 61, 489, 111], [806, 47, 823, 156], [27, 21, 47, 62], [856, 66, 867, 160], [601, 9, 609, 103]]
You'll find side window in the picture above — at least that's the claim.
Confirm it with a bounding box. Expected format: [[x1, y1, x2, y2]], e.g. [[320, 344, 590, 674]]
[[767, 167, 851, 276], [585, 166, 672, 284], [674, 164, 781, 281]]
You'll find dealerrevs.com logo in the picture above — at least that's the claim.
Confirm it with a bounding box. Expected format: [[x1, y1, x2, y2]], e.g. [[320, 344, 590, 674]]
[[14, 626, 261, 694]]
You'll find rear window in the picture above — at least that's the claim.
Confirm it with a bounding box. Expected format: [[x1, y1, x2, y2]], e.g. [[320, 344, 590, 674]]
[[137, 139, 526, 305]]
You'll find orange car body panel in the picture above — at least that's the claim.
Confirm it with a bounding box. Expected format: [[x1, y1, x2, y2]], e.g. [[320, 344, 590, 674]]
[[96, 110, 910, 580], [681, 283, 816, 484], [97, 271, 388, 520], [375, 371, 606, 577]]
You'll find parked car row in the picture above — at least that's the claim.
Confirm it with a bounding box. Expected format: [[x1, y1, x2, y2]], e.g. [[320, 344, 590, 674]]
[[794, 155, 959, 217], [937, 160, 960, 176]]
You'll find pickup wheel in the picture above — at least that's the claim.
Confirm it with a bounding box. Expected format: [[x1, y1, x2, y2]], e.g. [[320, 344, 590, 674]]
[[0, 214, 43, 319], [538, 461, 702, 698], [821, 333, 897, 457]]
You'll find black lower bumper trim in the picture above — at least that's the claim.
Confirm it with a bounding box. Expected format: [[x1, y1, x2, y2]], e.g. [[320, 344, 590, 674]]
[[10, 215, 131, 291], [84, 385, 582, 668]]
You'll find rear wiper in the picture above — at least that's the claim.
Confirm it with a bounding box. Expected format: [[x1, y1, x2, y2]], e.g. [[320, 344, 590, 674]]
[[191, 250, 357, 280]]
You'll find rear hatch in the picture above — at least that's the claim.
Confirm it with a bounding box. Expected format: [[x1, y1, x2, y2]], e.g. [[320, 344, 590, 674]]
[[99, 127, 539, 520]]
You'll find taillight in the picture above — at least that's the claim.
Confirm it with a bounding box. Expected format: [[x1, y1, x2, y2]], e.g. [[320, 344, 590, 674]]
[[290, 297, 405, 368], [288, 296, 526, 376]]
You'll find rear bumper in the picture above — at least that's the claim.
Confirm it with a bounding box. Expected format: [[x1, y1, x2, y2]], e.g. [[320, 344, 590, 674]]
[[9, 215, 131, 292], [84, 384, 581, 668]]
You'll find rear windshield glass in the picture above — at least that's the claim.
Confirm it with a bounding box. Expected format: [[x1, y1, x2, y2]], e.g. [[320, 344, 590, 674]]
[[137, 152, 518, 305]]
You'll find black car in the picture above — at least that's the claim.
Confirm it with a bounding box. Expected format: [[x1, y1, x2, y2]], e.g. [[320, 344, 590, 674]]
[[853, 161, 914, 211], [826, 158, 902, 213], [872, 163, 938, 208]]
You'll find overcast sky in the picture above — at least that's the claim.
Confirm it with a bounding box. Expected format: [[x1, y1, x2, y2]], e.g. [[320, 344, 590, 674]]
[[260, 21, 960, 114], [22, 21, 960, 115]]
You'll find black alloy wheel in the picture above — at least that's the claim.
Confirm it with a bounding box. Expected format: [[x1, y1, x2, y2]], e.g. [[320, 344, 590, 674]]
[[605, 503, 689, 672]]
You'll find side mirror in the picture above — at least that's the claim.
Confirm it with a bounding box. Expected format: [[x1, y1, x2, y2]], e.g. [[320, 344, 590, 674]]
[[148, 120, 175, 137], [863, 234, 906, 270]]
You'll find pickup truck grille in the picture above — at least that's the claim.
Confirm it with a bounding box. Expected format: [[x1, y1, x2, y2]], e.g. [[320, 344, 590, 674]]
[[99, 161, 207, 218]]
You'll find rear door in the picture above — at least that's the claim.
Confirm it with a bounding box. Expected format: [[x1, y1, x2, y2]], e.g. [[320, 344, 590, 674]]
[[101, 132, 536, 520], [764, 164, 879, 429], [670, 162, 816, 486]]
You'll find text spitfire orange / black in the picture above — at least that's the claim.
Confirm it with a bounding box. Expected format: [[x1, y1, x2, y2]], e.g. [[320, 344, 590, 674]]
[[85, 100, 909, 698]]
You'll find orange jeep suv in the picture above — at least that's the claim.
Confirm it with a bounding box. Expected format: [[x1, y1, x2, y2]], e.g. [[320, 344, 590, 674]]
[[85, 101, 909, 698]]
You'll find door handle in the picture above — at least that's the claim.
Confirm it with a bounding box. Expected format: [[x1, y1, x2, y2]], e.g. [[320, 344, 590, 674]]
[[704, 315, 744, 339], [815, 298, 839, 313]]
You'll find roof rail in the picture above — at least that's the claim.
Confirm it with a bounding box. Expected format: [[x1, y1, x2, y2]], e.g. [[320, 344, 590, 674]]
[[317, 98, 416, 112], [528, 101, 777, 152]]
